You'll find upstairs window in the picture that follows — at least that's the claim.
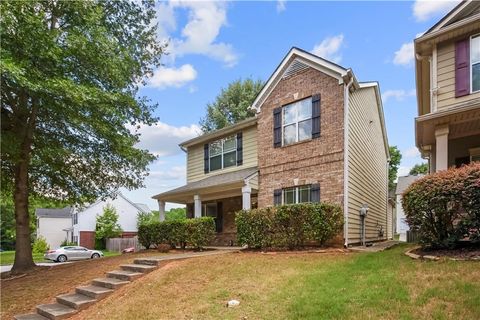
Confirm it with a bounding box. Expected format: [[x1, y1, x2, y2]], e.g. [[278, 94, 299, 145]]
[[73, 212, 78, 225], [209, 135, 237, 171], [282, 98, 312, 146], [471, 35, 480, 93]]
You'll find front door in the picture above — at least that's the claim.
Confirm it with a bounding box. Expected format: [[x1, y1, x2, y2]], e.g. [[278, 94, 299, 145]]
[[203, 202, 223, 233]]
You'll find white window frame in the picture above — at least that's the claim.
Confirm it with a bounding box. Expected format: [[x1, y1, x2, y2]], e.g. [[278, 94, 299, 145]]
[[282, 97, 312, 146], [470, 34, 480, 94], [209, 135, 237, 172], [282, 185, 311, 205]]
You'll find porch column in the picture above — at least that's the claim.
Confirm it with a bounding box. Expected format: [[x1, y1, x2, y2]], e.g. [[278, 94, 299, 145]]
[[157, 200, 165, 222], [194, 194, 202, 218], [242, 185, 252, 210], [435, 125, 449, 171]]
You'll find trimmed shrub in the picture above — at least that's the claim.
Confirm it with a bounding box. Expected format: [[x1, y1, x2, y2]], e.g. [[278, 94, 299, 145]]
[[236, 202, 343, 249], [138, 222, 158, 249], [185, 217, 216, 249], [402, 162, 480, 248], [32, 236, 50, 253]]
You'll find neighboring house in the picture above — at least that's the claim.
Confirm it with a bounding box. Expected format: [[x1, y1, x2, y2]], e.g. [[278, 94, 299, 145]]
[[36, 207, 73, 249], [415, 0, 480, 172], [153, 47, 390, 247], [72, 192, 150, 249], [395, 175, 424, 242]]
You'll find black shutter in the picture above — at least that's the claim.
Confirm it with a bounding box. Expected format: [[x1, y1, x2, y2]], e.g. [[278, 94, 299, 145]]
[[273, 107, 282, 148], [204, 144, 209, 173], [274, 189, 282, 206], [216, 202, 223, 233], [312, 94, 321, 139], [236, 132, 243, 166], [311, 184, 320, 203]]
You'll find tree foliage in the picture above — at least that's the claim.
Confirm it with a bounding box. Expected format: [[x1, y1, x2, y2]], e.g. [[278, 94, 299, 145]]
[[388, 146, 402, 189], [95, 204, 123, 241], [1, 0, 164, 272], [200, 78, 264, 132], [409, 163, 428, 175]]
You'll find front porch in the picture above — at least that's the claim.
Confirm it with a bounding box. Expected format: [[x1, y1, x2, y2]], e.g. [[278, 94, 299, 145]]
[[152, 167, 258, 246], [416, 104, 480, 172]]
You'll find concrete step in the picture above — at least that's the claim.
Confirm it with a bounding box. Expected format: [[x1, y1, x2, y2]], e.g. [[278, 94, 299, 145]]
[[56, 293, 96, 310], [14, 314, 50, 320], [92, 277, 130, 289], [75, 285, 113, 300], [36, 303, 77, 320], [133, 258, 161, 266], [106, 269, 143, 281], [120, 264, 157, 273]]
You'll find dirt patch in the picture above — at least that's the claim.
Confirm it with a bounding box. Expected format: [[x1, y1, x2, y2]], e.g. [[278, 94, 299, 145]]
[[0, 250, 184, 319], [412, 246, 480, 260]]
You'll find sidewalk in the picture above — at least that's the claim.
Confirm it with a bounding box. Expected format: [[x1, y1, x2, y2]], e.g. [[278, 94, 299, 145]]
[[1, 261, 71, 273]]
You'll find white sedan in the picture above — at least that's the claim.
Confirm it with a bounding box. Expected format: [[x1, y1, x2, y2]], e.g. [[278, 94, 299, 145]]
[[44, 246, 104, 262]]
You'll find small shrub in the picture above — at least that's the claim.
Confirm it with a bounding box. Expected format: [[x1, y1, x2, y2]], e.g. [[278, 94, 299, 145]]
[[60, 240, 77, 247], [157, 243, 170, 253], [138, 222, 158, 249], [32, 236, 50, 253], [236, 202, 343, 249], [402, 162, 480, 248], [167, 220, 188, 248]]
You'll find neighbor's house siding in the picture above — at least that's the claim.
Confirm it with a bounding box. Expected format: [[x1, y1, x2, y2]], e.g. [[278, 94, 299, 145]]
[[436, 39, 480, 110], [256, 67, 345, 212], [186, 125, 258, 183], [347, 87, 388, 244], [37, 217, 71, 249]]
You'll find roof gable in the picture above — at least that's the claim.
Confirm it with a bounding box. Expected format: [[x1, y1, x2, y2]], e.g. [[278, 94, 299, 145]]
[[425, 0, 479, 34], [250, 47, 350, 113]]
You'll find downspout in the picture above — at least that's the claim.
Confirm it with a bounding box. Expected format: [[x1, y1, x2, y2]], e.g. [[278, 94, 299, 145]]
[[386, 158, 390, 239], [343, 74, 354, 248]]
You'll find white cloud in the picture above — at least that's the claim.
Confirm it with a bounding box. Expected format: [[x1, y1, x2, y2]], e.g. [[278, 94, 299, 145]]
[[413, 0, 461, 22], [148, 64, 197, 89], [311, 34, 344, 63], [382, 89, 416, 103], [160, 1, 238, 67], [404, 147, 420, 158], [131, 121, 201, 157], [393, 42, 414, 66], [149, 166, 186, 181], [277, 0, 286, 13]]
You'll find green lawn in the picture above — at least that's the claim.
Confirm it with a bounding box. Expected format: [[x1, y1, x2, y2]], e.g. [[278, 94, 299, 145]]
[[80, 244, 480, 320], [0, 250, 120, 265]]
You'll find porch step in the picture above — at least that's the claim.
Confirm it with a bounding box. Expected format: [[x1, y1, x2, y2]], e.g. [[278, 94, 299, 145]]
[[56, 293, 96, 310], [133, 258, 161, 266], [36, 303, 77, 320], [75, 285, 113, 300], [14, 314, 49, 320], [92, 277, 130, 289], [106, 269, 143, 281], [120, 264, 157, 273]]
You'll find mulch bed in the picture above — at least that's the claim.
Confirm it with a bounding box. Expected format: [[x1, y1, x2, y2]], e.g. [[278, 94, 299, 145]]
[[412, 246, 480, 260]]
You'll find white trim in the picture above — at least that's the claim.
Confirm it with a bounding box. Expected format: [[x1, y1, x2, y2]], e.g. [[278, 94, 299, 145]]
[[209, 135, 237, 172], [250, 48, 348, 113], [343, 77, 354, 248], [470, 34, 480, 94], [281, 185, 311, 205], [281, 97, 312, 146], [427, 0, 472, 34], [432, 45, 438, 112]]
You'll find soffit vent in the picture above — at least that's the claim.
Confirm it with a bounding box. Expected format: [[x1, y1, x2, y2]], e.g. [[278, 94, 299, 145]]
[[282, 59, 310, 79]]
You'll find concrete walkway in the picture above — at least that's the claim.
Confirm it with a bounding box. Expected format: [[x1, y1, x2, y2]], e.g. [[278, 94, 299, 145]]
[[1, 261, 72, 273], [349, 240, 401, 253]]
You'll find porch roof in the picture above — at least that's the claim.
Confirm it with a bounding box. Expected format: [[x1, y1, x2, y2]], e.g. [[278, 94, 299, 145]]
[[152, 167, 258, 204]]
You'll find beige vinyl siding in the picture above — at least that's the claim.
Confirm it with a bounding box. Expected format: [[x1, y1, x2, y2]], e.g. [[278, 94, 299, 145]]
[[186, 125, 258, 183], [436, 39, 480, 110], [347, 87, 388, 244]]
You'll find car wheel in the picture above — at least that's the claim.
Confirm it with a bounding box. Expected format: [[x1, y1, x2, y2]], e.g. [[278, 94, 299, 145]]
[[57, 255, 67, 263], [91, 253, 100, 259]]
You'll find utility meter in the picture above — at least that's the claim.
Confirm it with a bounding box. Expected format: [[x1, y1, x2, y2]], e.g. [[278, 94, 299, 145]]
[[360, 203, 369, 217]]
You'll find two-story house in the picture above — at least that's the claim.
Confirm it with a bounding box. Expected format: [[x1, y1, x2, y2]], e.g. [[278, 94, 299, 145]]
[[153, 47, 390, 247], [415, 0, 480, 172]]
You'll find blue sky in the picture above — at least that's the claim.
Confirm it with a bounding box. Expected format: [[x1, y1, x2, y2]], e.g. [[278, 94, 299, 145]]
[[123, 0, 461, 210]]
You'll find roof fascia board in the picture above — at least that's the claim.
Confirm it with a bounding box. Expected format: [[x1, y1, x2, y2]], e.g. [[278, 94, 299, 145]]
[[426, 0, 471, 34], [416, 12, 480, 45]]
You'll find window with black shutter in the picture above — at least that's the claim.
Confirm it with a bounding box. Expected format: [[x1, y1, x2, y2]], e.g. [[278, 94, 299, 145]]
[[311, 94, 321, 139], [203, 144, 209, 173], [310, 183, 320, 203], [236, 132, 243, 165], [273, 189, 282, 205], [273, 107, 282, 148]]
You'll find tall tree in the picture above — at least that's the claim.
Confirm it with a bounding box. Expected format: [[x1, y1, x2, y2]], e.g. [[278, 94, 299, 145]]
[[388, 146, 402, 189], [409, 163, 428, 175], [200, 78, 264, 132], [1, 1, 165, 273], [95, 204, 122, 249]]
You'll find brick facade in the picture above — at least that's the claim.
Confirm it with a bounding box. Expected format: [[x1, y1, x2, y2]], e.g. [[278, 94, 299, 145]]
[[257, 66, 345, 208]]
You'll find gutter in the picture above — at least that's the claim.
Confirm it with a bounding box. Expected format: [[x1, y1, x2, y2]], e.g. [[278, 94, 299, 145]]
[[343, 72, 354, 248]]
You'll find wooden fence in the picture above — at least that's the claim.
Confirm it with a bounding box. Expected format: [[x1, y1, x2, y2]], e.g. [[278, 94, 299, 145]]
[[406, 230, 419, 243], [106, 236, 143, 252]]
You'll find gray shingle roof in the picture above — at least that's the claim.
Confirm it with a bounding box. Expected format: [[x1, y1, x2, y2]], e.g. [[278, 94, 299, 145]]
[[153, 166, 258, 199], [35, 207, 72, 218], [395, 175, 425, 195]]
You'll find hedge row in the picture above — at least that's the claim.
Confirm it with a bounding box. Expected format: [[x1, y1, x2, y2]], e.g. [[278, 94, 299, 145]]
[[235, 202, 343, 249], [138, 217, 215, 250], [402, 162, 480, 248]]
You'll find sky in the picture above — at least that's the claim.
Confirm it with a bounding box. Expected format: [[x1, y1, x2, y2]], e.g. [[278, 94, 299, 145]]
[[123, 0, 462, 211]]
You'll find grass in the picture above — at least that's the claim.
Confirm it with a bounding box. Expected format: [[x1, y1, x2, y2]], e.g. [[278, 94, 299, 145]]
[[0, 250, 120, 265], [69, 245, 480, 320]]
